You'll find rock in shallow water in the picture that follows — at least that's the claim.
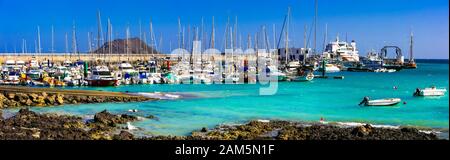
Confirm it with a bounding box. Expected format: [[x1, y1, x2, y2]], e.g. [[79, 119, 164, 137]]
[[113, 131, 134, 140], [0, 108, 139, 140]]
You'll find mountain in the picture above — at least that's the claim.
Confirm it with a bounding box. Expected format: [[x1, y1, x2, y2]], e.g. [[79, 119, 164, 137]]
[[93, 38, 160, 54]]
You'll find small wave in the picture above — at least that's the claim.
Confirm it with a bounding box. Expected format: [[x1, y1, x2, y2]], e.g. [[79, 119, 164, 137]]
[[257, 119, 270, 123], [133, 92, 182, 100], [324, 121, 400, 129]]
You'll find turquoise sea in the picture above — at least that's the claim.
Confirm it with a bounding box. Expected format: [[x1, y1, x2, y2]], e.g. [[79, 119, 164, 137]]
[[5, 60, 449, 136]]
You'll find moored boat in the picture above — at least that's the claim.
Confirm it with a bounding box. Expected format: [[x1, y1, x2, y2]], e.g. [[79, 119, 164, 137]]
[[86, 66, 119, 86], [414, 86, 447, 96], [359, 97, 401, 106]]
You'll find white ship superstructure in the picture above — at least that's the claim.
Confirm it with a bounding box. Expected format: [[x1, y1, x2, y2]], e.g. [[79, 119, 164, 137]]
[[323, 36, 359, 62]]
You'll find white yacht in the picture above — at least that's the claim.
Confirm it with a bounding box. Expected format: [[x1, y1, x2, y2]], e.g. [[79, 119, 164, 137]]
[[118, 62, 139, 85]]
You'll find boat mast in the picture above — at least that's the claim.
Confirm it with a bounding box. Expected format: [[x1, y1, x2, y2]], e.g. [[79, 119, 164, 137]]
[[88, 32, 92, 53], [37, 26, 41, 56], [178, 17, 181, 49], [263, 25, 270, 54], [210, 16, 215, 49], [182, 26, 185, 60], [139, 19, 142, 53], [247, 34, 251, 50], [158, 33, 163, 54], [409, 29, 414, 63], [285, 7, 290, 65], [314, 0, 318, 55], [97, 10, 104, 55], [200, 17, 204, 70], [21, 39, 25, 54], [51, 25, 54, 61], [150, 18, 156, 55], [230, 26, 234, 66], [126, 25, 130, 62], [107, 18, 112, 63], [187, 25, 191, 54], [323, 23, 327, 53], [234, 16, 238, 51], [303, 25, 307, 64], [273, 24, 276, 50], [72, 22, 77, 60], [65, 33, 68, 59], [201, 17, 204, 53]]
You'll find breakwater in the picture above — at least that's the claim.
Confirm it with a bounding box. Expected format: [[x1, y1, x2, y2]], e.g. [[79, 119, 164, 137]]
[[0, 86, 153, 108]]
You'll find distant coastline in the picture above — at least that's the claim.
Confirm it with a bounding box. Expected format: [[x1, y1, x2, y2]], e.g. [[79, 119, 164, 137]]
[[414, 59, 449, 64]]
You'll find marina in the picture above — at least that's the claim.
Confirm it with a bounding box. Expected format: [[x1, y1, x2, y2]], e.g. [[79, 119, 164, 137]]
[[0, 0, 448, 141], [1, 59, 447, 137]]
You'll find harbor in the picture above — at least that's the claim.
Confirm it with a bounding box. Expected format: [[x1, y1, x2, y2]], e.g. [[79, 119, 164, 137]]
[[0, 0, 448, 141]]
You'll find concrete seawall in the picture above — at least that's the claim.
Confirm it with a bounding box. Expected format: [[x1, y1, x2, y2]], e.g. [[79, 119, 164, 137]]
[[0, 86, 153, 108]]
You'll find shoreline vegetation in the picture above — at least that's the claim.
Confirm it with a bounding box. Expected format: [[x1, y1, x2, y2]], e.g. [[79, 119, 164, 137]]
[[0, 109, 441, 140], [0, 86, 153, 108]]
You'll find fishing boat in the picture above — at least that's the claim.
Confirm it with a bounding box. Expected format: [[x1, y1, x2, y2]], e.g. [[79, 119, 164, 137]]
[[86, 66, 119, 86], [359, 97, 401, 106], [403, 30, 417, 69], [414, 86, 447, 96]]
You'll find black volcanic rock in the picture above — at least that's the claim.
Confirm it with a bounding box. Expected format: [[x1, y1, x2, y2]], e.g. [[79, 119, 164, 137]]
[[93, 38, 160, 54]]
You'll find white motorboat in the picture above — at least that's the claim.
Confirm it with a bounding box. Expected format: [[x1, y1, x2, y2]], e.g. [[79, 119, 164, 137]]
[[6, 71, 20, 84], [359, 97, 401, 106], [320, 64, 341, 73], [414, 86, 447, 96], [374, 68, 396, 73], [119, 62, 139, 85]]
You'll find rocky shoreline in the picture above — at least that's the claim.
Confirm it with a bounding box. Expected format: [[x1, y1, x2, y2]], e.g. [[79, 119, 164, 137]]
[[0, 109, 442, 140], [0, 86, 152, 108], [0, 108, 139, 140], [186, 120, 441, 140]]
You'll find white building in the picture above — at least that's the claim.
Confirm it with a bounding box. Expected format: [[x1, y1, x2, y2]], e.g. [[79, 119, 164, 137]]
[[277, 48, 312, 62]]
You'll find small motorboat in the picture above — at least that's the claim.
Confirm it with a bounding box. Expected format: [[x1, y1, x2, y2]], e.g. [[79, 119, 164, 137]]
[[414, 86, 447, 96], [359, 97, 401, 106]]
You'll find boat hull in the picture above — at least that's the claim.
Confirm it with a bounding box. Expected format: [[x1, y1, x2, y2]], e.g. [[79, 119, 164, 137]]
[[420, 89, 447, 96], [87, 79, 118, 87], [365, 98, 401, 106]]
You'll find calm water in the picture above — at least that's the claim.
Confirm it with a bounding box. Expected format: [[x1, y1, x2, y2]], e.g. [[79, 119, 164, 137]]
[[6, 60, 449, 136]]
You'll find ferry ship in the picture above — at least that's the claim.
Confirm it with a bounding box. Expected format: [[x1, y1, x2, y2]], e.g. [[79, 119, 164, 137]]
[[322, 36, 360, 62]]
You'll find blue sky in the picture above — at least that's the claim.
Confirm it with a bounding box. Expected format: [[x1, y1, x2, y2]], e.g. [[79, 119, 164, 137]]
[[0, 0, 448, 58]]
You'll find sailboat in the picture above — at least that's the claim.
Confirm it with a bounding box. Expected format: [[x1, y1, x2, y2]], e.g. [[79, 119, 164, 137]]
[[403, 30, 417, 69]]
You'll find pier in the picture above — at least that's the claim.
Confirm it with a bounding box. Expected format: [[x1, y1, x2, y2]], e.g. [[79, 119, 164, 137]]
[[0, 86, 153, 108]]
